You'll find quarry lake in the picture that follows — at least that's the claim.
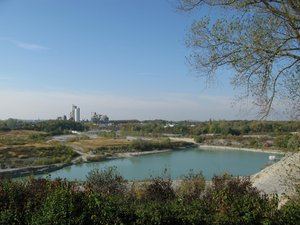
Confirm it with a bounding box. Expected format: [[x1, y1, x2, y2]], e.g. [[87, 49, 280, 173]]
[[42, 147, 283, 181]]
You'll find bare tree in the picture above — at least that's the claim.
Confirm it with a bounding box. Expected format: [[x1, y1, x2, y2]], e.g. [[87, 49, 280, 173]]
[[179, 0, 300, 119]]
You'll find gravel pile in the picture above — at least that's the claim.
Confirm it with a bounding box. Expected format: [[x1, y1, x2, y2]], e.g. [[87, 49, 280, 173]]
[[251, 152, 300, 207]]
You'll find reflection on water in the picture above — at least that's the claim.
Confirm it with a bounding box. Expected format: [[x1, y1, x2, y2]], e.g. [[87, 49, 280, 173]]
[[40, 147, 283, 181]]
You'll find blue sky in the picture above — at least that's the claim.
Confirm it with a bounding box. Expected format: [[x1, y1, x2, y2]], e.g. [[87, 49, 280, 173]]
[[0, 0, 255, 121]]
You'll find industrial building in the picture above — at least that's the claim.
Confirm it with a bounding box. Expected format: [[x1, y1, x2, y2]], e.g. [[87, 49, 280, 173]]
[[70, 104, 80, 122], [91, 112, 109, 124]]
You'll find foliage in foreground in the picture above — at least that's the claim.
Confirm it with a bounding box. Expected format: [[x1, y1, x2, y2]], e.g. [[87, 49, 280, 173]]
[[0, 168, 300, 225]]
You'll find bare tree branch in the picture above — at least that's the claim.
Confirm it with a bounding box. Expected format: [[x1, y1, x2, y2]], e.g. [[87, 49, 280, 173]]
[[179, 0, 300, 118]]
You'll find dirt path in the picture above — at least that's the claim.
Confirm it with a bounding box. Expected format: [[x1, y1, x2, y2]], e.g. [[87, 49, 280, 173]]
[[66, 143, 93, 163], [50, 134, 96, 163]]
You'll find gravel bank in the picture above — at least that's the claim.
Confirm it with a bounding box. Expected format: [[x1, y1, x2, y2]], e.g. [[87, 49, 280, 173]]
[[251, 152, 300, 207], [115, 149, 171, 158]]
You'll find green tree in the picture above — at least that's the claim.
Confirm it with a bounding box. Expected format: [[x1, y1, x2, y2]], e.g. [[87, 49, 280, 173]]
[[179, 0, 300, 118]]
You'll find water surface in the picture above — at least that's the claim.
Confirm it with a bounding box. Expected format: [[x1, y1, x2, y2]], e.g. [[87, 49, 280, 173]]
[[42, 147, 282, 181]]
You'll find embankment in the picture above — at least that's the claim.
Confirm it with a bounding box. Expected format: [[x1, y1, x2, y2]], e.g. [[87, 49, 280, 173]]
[[0, 163, 69, 178]]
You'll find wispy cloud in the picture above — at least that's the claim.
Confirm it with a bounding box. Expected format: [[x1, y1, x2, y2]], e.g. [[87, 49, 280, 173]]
[[1, 37, 49, 51], [13, 40, 49, 51]]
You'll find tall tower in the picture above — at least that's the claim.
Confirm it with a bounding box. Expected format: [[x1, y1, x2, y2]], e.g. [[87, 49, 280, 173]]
[[75, 107, 80, 122], [70, 104, 76, 120]]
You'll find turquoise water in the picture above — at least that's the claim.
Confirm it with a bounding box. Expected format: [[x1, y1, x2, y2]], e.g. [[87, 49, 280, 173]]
[[41, 147, 282, 181]]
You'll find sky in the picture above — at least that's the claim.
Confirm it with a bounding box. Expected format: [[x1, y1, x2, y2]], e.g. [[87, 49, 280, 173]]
[[0, 0, 274, 121]]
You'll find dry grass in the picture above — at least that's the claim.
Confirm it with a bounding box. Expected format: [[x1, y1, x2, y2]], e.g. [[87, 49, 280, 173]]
[[0, 130, 48, 146], [0, 130, 76, 169], [0, 130, 46, 138], [70, 138, 130, 152], [0, 143, 77, 169]]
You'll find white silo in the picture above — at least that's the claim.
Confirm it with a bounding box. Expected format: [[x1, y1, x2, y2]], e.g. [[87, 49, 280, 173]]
[[75, 107, 80, 122]]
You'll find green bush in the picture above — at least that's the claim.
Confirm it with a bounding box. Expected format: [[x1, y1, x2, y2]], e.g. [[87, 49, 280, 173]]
[[30, 186, 86, 225], [0, 179, 27, 225], [0, 173, 298, 224], [287, 134, 300, 151], [279, 187, 300, 225], [86, 167, 126, 196], [86, 193, 136, 225], [130, 139, 154, 151], [143, 174, 175, 201], [194, 135, 204, 143], [179, 170, 205, 202], [274, 135, 291, 149], [207, 174, 279, 225]]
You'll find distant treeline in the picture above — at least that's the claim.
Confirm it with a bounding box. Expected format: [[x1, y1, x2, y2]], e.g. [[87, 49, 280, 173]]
[[1, 119, 300, 136], [0, 119, 84, 135], [116, 120, 300, 137]]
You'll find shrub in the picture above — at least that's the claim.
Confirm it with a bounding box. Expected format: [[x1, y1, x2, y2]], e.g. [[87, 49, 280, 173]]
[[178, 170, 205, 202], [130, 139, 153, 151], [86, 167, 126, 196], [274, 135, 290, 149], [287, 134, 300, 151], [0, 179, 27, 225], [194, 135, 204, 143], [24, 178, 49, 215], [135, 200, 178, 225], [86, 193, 136, 225], [143, 172, 175, 201], [30, 186, 86, 225], [0, 173, 293, 224], [207, 174, 279, 225], [279, 186, 300, 225]]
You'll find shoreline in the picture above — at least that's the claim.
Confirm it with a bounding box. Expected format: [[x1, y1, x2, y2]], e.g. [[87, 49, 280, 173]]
[[170, 137, 285, 154], [114, 149, 171, 158], [198, 144, 285, 154], [0, 163, 69, 179], [0, 148, 179, 178]]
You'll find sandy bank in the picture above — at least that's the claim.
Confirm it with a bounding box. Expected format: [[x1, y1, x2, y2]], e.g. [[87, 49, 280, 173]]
[[169, 137, 196, 144], [199, 144, 285, 154]]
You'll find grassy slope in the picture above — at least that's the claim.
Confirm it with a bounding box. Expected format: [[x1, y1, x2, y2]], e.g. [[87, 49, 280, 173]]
[[0, 130, 78, 169]]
